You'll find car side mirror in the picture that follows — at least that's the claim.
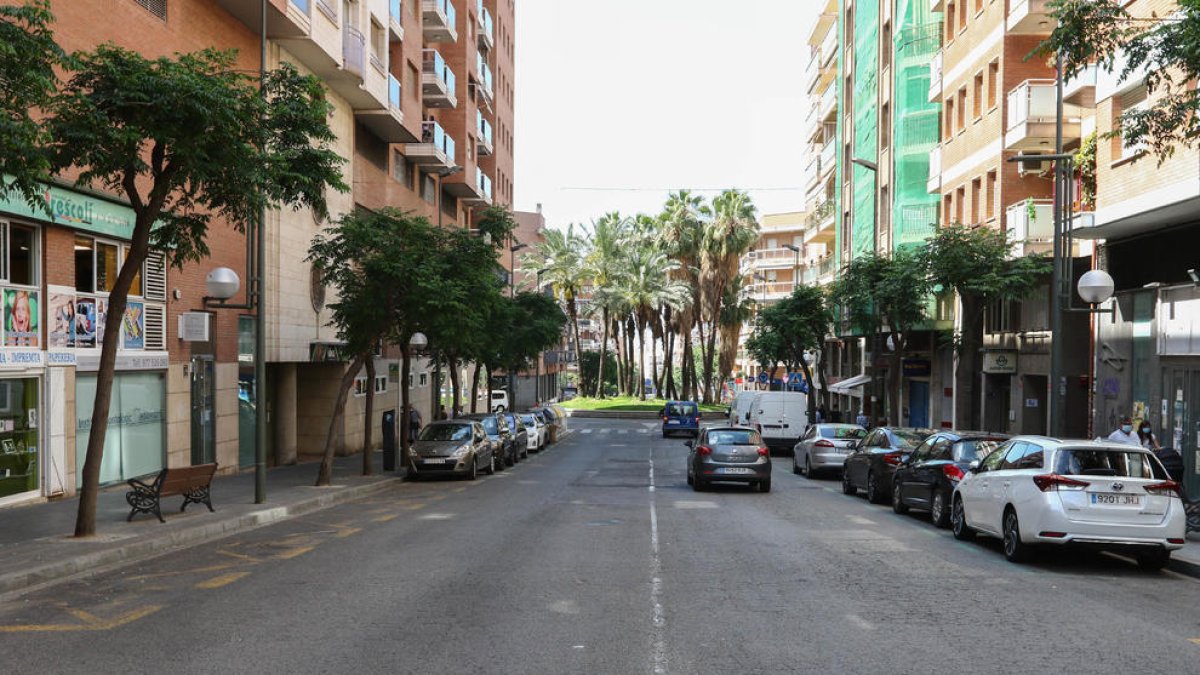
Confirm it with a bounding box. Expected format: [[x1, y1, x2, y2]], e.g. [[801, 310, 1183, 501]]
[[968, 460, 981, 473]]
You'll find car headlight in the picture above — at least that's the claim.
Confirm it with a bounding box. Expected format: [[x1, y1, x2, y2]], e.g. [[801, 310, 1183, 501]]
[[450, 444, 471, 459]]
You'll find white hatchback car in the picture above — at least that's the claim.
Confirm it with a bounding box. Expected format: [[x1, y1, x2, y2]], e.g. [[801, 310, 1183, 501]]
[[951, 437, 1187, 569], [518, 412, 547, 452]]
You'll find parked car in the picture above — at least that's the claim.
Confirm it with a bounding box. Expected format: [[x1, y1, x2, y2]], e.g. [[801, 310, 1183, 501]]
[[686, 426, 772, 493], [890, 431, 1009, 527], [408, 420, 495, 480], [793, 424, 867, 478], [519, 412, 547, 451], [501, 412, 530, 460], [490, 390, 509, 412], [841, 426, 932, 503], [459, 413, 518, 468], [745, 391, 809, 454], [950, 437, 1188, 568], [561, 385, 579, 400], [662, 400, 701, 438]]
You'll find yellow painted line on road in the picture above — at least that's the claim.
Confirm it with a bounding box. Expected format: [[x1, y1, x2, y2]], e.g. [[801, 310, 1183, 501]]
[[1190, 638, 1200, 646], [336, 527, 362, 538], [128, 562, 237, 581], [453, 487, 466, 493], [195, 572, 251, 589], [0, 605, 162, 633], [372, 514, 398, 523], [275, 545, 315, 560], [400, 503, 426, 511], [218, 549, 263, 564]]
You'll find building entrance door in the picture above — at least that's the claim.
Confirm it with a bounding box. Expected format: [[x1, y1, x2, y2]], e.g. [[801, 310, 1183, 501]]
[[1162, 367, 1200, 497], [191, 356, 215, 465], [984, 374, 1011, 433], [908, 380, 929, 428], [1022, 375, 1048, 435]]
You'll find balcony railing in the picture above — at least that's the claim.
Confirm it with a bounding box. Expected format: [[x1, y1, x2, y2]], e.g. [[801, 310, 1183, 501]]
[[1005, 199, 1053, 255], [477, 53, 494, 97], [806, 198, 835, 230], [422, 0, 457, 42], [818, 140, 835, 176], [388, 73, 401, 110], [290, 0, 310, 11], [1063, 63, 1097, 107], [817, 256, 835, 279], [342, 26, 365, 78], [477, 110, 493, 154], [478, 1, 494, 49], [477, 167, 493, 202], [819, 29, 837, 67], [928, 50, 942, 103], [1005, 80, 1080, 150], [927, 147, 941, 194], [419, 120, 455, 162], [422, 49, 457, 107], [818, 84, 837, 121]]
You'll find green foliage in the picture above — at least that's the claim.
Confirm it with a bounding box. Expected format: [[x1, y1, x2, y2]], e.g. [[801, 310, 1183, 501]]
[[579, 350, 618, 396], [923, 223, 1052, 308], [475, 204, 517, 246], [48, 45, 346, 266], [486, 292, 567, 373], [830, 251, 931, 336], [755, 286, 832, 368], [1039, 0, 1200, 161], [1074, 131, 1097, 209]]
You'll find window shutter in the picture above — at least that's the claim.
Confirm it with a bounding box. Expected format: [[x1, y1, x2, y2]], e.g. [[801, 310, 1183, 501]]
[[144, 251, 167, 302], [144, 304, 166, 351]]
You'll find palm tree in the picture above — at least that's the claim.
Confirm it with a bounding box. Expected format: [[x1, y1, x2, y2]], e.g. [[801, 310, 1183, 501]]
[[718, 276, 756, 394], [620, 246, 691, 400], [521, 225, 586, 369], [659, 191, 707, 400], [698, 189, 758, 403], [583, 212, 630, 398]]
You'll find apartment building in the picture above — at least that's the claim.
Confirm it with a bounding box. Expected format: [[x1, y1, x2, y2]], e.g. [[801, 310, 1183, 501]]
[[0, 0, 518, 504], [1076, 0, 1200, 494]]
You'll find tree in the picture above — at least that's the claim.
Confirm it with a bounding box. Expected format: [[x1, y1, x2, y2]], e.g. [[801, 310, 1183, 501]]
[[1040, 0, 1200, 160], [0, 0, 63, 205], [923, 224, 1052, 429], [619, 247, 690, 400], [521, 225, 586, 368], [698, 189, 758, 404], [50, 45, 346, 536], [579, 350, 618, 397], [718, 277, 756, 392], [752, 286, 832, 419], [582, 212, 630, 398], [659, 191, 706, 400]]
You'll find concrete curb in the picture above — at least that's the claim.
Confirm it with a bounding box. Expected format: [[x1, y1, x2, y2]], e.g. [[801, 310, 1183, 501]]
[[1167, 555, 1200, 580], [0, 476, 402, 600], [563, 409, 725, 420]]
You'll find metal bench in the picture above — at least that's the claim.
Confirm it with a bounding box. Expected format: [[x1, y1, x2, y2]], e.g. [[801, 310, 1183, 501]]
[[125, 463, 218, 523]]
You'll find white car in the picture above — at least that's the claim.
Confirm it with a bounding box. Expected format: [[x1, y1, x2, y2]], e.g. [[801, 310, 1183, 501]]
[[951, 437, 1187, 569], [518, 412, 547, 452]]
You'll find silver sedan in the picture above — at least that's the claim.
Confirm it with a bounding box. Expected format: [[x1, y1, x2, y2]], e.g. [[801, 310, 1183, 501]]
[[792, 424, 867, 478]]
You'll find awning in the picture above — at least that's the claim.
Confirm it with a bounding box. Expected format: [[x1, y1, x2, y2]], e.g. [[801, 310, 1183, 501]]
[[829, 374, 872, 395]]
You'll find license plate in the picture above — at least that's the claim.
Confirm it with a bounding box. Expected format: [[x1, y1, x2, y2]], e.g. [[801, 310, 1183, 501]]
[[420, 457, 449, 464], [718, 467, 755, 475], [1090, 493, 1142, 506], [667, 420, 679, 425]]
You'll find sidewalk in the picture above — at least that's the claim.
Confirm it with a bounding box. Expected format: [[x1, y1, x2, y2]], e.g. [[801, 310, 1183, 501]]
[[0, 454, 402, 599], [1171, 531, 1200, 578]]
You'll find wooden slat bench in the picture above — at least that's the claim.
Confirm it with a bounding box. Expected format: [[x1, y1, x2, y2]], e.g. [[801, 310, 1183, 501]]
[[125, 463, 218, 523]]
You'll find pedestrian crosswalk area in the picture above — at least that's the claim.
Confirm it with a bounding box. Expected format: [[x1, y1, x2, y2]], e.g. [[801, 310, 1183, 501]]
[[581, 428, 650, 435]]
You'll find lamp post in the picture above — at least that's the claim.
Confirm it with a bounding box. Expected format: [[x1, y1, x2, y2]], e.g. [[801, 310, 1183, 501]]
[[535, 267, 548, 403], [506, 242, 528, 408], [401, 331, 428, 471], [850, 155, 886, 423]]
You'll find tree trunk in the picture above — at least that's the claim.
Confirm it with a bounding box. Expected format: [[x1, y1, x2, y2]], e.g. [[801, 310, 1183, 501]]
[[448, 356, 462, 416], [596, 306, 610, 398], [568, 296, 583, 371], [75, 210, 155, 537], [664, 330, 676, 400], [316, 353, 368, 486], [626, 316, 636, 395], [637, 318, 648, 401], [470, 361, 482, 413], [956, 295, 986, 430], [889, 333, 904, 426], [799, 360, 817, 424], [401, 350, 412, 468], [816, 349, 832, 411], [362, 357, 376, 476]]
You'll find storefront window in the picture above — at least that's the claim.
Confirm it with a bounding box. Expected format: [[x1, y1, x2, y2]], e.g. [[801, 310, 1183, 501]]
[[75, 373, 165, 486], [75, 236, 95, 292], [0, 378, 39, 499], [97, 241, 119, 293], [8, 224, 36, 287]]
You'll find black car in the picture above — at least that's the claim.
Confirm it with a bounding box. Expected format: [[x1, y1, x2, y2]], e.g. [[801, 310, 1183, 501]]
[[890, 431, 1010, 527], [500, 412, 530, 460], [842, 427, 932, 503], [459, 413, 518, 468], [686, 426, 772, 493]]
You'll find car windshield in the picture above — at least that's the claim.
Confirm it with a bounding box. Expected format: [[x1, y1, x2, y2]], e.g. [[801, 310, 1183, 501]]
[[820, 426, 867, 440], [418, 424, 472, 442], [1054, 448, 1165, 479], [476, 417, 498, 434], [520, 415, 537, 425], [890, 431, 927, 449], [668, 403, 697, 416], [954, 440, 1004, 462], [707, 430, 761, 445]]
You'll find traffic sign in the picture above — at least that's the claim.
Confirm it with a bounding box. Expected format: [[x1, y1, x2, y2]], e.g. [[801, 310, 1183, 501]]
[[756, 372, 768, 384]]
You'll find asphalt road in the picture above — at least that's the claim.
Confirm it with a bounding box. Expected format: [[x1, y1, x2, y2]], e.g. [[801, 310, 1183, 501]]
[[1, 418, 1198, 674]]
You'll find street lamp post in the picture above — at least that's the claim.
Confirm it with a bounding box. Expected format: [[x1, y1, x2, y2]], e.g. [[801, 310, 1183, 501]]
[[850, 156, 886, 423], [506, 242, 528, 408], [400, 331, 428, 471]]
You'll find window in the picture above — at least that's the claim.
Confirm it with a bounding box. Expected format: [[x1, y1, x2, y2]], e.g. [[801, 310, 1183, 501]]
[[75, 236, 95, 292], [974, 0, 983, 15], [354, 376, 368, 397], [944, 99, 955, 140], [393, 151, 410, 188], [980, 443, 1009, 471], [943, 194, 953, 225], [973, 72, 983, 119], [955, 186, 965, 223], [880, 21, 892, 73], [970, 178, 982, 225], [1053, 448, 1162, 479], [370, 19, 385, 70], [419, 373, 428, 387], [74, 236, 142, 296], [957, 0, 968, 31], [97, 241, 119, 292], [880, 103, 891, 149], [985, 299, 1018, 333], [4, 223, 38, 287], [1118, 86, 1149, 160], [956, 87, 967, 131], [929, 439, 954, 461], [985, 170, 997, 221], [132, 0, 167, 20], [945, 2, 956, 41], [955, 439, 1003, 462], [374, 375, 388, 394], [421, 172, 437, 204], [987, 60, 999, 109]]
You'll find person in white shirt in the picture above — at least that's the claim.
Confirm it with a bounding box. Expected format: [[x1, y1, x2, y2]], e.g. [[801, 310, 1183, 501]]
[[1106, 416, 1140, 446]]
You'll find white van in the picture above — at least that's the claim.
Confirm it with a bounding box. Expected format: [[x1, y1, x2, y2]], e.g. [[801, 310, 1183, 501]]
[[747, 391, 810, 454], [490, 390, 509, 412], [729, 391, 757, 426]]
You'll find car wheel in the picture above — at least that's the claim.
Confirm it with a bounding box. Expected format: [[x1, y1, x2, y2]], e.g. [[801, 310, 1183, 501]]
[[686, 470, 693, 486], [951, 496, 975, 541], [792, 455, 802, 475], [1002, 509, 1032, 563], [468, 457, 478, 481], [892, 482, 909, 514], [485, 454, 495, 475], [805, 457, 816, 480], [759, 478, 771, 493], [1136, 549, 1171, 571], [693, 476, 706, 492], [866, 472, 884, 503], [841, 470, 857, 496], [505, 449, 515, 467], [930, 491, 950, 528]]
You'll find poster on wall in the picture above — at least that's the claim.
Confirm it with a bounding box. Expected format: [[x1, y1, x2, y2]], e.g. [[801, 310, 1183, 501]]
[[75, 298, 97, 348], [123, 301, 144, 350], [3, 289, 40, 347], [48, 290, 76, 348], [95, 298, 107, 348]]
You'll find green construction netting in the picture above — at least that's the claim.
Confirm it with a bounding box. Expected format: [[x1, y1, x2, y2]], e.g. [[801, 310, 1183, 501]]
[[852, 0, 878, 258], [893, 1, 942, 251]]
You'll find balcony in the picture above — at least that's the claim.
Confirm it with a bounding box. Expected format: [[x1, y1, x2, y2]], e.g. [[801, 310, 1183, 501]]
[[478, 1, 494, 50], [356, 73, 415, 143], [1005, 80, 1081, 151], [477, 167, 493, 204], [422, 49, 458, 108], [405, 120, 456, 170], [212, 0, 311, 40], [754, 281, 796, 301], [818, 83, 837, 122], [750, 248, 801, 269], [818, 140, 836, 178], [927, 147, 941, 194], [477, 110, 493, 156], [805, 199, 835, 244], [342, 25, 365, 78], [817, 256, 835, 282], [1063, 63, 1098, 108], [1005, 200, 1054, 257], [423, 0, 457, 42], [476, 53, 494, 106], [819, 29, 837, 68], [930, 0, 944, 12], [1007, 0, 1054, 35], [928, 50, 942, 103], [389, 0, 403, 41]]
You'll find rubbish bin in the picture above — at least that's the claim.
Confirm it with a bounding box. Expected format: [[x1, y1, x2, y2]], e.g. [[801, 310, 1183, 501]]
[[547, 423, 558, 444], [382, 409, 397, 471]]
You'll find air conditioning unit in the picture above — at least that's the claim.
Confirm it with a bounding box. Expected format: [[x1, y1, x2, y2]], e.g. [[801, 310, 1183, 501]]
[[1017, 155, 1052, 177]]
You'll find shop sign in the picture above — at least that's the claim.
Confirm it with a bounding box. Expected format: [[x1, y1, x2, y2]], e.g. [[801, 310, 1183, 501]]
[[75, 352, 168, 372], [982, 351, 1018, 374], [0, 178, 139, 239], [47, 350, 76, 366], [0, 349, 44, 368], [902, 359, 931, 377]]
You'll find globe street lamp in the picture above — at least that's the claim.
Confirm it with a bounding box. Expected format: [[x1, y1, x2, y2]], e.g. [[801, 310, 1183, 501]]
[[401, 331, 428, 470]]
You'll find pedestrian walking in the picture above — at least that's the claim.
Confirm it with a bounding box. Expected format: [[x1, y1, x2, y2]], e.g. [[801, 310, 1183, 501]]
[[408, 406, 422, 440], [1106, 416, 1140, 446], [855, 410, 869, 428], [1137, 421, 1161, 450]]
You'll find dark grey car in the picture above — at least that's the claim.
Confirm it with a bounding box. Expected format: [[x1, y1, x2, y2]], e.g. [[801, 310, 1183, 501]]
[[460, 413, 518, 467], [842, 427, 932, 503], [687, 426, 772, 493], [408, 420, 495, 480], [501, 412, 530, 460]]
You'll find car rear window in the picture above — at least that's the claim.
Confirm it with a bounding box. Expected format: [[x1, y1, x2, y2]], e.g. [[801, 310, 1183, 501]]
[[668, 403, 697, 416], [1054, 448, 1166, 479], [891, 431, 927, 448], [707, 430, 761, 445], [954, 440, 1004, 462], [820, 426, 867, 440]]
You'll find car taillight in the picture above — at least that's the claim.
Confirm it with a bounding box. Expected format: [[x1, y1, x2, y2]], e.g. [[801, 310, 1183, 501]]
[[942, 464, 965, 482], [693, 416, 701, 424], [882, 451, 904, 466], [757, 446, 769, 456], [696, 445, 713, 456], [662, 416, 668, 422], [814, 439, 835, 448], [1144, 480, 1184, 498], [1032, 474, 1090, 492]]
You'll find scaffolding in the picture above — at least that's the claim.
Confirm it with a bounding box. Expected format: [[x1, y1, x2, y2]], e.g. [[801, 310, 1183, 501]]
[[851, 0, 878, 258], [892, 3, 942, 251]]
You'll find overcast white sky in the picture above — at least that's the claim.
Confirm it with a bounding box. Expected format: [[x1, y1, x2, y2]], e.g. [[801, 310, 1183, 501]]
[[513, 0, 817, 230]]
